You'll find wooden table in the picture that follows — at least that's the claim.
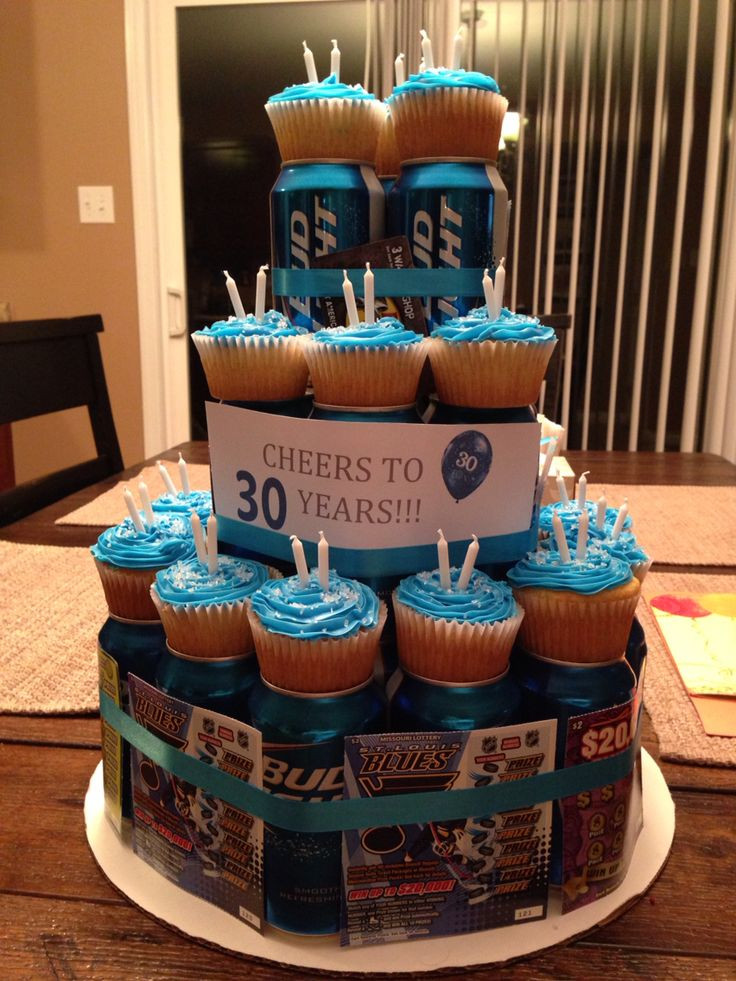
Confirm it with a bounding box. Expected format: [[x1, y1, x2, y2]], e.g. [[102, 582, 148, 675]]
[[2, 444, 735, 979]]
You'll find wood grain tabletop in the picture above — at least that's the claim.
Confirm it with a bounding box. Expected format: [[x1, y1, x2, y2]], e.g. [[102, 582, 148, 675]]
[[2, 442, 735, 979]]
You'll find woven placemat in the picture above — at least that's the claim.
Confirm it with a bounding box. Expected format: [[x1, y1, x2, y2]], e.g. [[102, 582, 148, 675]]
[[640, 570, 736, 767], [587, 483, 736, 566], [56, 463, 211, 527], [0, 541, 107, 713]]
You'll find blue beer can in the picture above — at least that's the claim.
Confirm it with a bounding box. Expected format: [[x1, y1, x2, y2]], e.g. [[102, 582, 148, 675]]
[[224, 396, 313, 418], [270, 161, 385, 331], [390, 668, 523, 732], [249, 676, 386, 935], [511, 648, 636, 883], [387, 159, 509, 330], [98, 615, 167, 834], [155, 647, 259, 721], [625, 616, 647, 682], [310, 402, 420, 424]]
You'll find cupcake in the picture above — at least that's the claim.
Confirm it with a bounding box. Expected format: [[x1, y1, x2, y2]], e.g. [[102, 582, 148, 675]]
[[303, 317, 427, 407], [538, 500, 633, 541], [151, 554, 273, 659], [388, 66, 508, 162], [393, 567, 524, 683], [91, 517, 196, 621], [265, 73, 384, 163], [427, 308, 557, 408], [192, 310, 308, 402], [247, 569, 386, 693], [507, 545, 641, 664]]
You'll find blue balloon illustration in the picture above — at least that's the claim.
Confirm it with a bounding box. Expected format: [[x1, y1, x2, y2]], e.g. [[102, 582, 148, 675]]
[[441, 431, 492, 501]]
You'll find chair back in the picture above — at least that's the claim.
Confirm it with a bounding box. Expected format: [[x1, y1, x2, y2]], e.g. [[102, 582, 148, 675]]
[[0, 315, 123, 525]]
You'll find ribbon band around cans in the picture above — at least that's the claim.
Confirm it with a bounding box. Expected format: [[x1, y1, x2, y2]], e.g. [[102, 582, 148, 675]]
[[272, 266, 488, 298], [100, 690, 640, 834]]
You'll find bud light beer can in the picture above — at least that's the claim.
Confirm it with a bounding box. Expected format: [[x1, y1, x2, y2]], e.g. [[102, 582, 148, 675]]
[[625, 616, 647, 683], [98, 615, 167, 837], [271, 161, 385, 331], [155, 647, 259, 721], [388, 159, 509, 330], [310, 402, 419, 424], [390, 669, 522, 732], [249, 676, 385, 934], [512, 648, 636, 886]]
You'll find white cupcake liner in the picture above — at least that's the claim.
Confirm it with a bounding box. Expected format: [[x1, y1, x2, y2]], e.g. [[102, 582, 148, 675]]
[[247, 601, 387, 693], [390, 87, 508, 162], [427, 335, 557, 408], [512, 581, 641, 664], [192, 332, 308, 402], [303, 339, 427, 407], [94, 558, 162, 621], [393, 595, 524, 683], [632, 558, 652, 584], [265, 98, 384, 163], [150, 588, 255, 659]]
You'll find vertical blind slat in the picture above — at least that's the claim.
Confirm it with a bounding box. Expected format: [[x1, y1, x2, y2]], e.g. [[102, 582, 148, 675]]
[[511, 0, 530, 311]]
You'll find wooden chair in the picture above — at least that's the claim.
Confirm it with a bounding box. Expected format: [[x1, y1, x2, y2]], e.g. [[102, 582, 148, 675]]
[[0, 315, 123, 526]]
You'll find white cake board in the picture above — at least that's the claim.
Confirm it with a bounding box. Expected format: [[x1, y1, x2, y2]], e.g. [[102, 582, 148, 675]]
[[85, 750, 674, 973]]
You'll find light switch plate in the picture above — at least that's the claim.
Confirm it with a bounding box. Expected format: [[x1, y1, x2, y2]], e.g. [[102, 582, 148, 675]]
[[78, 186, 115, 223]]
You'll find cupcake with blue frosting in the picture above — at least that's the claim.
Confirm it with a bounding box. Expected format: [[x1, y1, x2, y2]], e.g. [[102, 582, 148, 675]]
[[151, 553, 273, 659], [91, 517, 196, 621], [303, 316, 427, 407], [265, 71, 383, 163], [428, 307, 557, 408], [192, 309, 308, 403], [247, 568, 386, 692], [507, 543, 641, 663], [393, 567, 524, 683], [388, 58, 508, 162]]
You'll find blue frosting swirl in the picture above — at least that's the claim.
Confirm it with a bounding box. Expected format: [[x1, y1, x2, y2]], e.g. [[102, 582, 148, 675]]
[[153, 555, 270, 607], [249, 569, 380, 639], [193, 310, 302, 339], [538, 501, 632, 539], [542, 529, 648, 568], [396, 568, 518, 624], [312, 317, 422, 348], [268, 73, 376, 103], [152, 489, 212, 522], [507, 545, 633, 595], [390, 67, 500, 98], [433, 309, 555, 344], [91, 517, 195, 570]]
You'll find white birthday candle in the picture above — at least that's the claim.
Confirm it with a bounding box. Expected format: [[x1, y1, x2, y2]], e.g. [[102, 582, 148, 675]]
[[364, 262, 375, 324], [576, 510, 589, 562], [255, 264, 268, 321], [318, 530, 329, 590], [556, 468, 570, 506], [452, 28, 464, 70], [178, 453, 191, 495], [190, 512, 207, 565], [456, 535, 479, 590], [330, 39, 340, 81], [611, 499, 629, 540], [157, 461, 178, 497], [494, 257, 506, 314], [223, 270, 246, 319], [437, 528, 451, 589], [577, 471, 589, 509], [303, 40, 318, 83], [342, 269, 360, 326], [420, 30, 435, 69], [552, 512, 571, 563], [540, 436, 558, 482], [206, 513, 218, 575], [482, 268, 495, 313], [394, 52, 406, 87], [596, 495, 607, 530], [123, 488, 145, 532], [138, 481, 155, 527], [290, 534, 310, 585]]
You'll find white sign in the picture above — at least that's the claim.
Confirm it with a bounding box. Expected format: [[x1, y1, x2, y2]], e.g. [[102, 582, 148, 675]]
[[207, 403, 539, 575]]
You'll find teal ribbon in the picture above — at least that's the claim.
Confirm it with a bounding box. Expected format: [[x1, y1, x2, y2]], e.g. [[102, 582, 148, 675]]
[[101, 692, 637, 834], [272, 267, 486, 298]]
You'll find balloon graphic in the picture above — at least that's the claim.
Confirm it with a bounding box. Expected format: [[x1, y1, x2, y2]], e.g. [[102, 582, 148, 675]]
[[441, 431, 492, 501]]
